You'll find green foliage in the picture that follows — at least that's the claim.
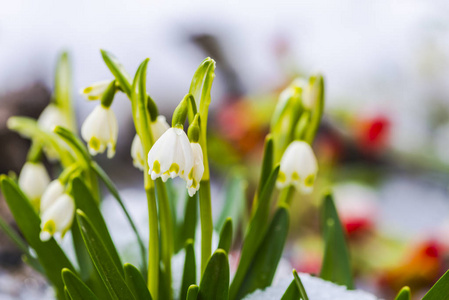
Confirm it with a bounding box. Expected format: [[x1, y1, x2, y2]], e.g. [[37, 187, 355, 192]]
[[181, 240, 197, 300], [234, 207, 290, 299], [124, 263, 153, 300], [0, 176, 75, 300], [217, 218, 233, 254], [198, 250, 230, 300], [293, 270, 309, 300], [423, 269, 449, 300], [229, 166, 279, 300], [76, 211, 136, 300], [320, 193, 354, 289], [394, 286, 411, 300], [62, 268, 99, 300]]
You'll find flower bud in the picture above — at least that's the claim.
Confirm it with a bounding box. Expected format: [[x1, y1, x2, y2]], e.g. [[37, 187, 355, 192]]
[[39, 194, 75, 241], [81, 105, 118, 158], [276, 141, 318, 194], [18, 162, 50, 210]]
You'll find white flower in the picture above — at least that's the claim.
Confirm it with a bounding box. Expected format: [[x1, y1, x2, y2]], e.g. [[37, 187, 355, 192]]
[[81, 105, 118, 158], [151, 116, 170, 140], [148, 127, 194, 184], [40, 180, 65, 213], [39, 194, 75, 241], [37, 104, 72, 161], [276, 141, 318, 194], [80, 80, 111, 101], [38, 104, 71, 132], [18, 162, 50, 210], [131, 116, 170, 171], [186, 142, 204, 196]]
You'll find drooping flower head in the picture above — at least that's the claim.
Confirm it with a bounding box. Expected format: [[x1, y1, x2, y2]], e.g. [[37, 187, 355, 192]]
[[81, 80, 118, 158], [147, 95, 198, 187], [18, 162, 50, 210], [276, 140, 318, 194], [132, 116, 170, 171], [81, 104, 118, 158], [148, 127, 193, 182], [40, 193, 75, 241]]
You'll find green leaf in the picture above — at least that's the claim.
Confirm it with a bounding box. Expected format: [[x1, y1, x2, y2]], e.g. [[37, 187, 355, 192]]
[[214, 171, 246, 239], [0, 215, 43, 273], [76, 210, 135, 300], [176, 192, 198, 253], [0, 176, 75, 300], [280, 280, 300, 300], [187, 285, 199, 300], [293, 270, 309, 300], [100, 49, 132, 97], [198, 249, 230, 300], [257, 135, 274, 197], [71, 177, 123, 275], [62, 268, 99, 300], [423, 269, 449, 300], [395, 286, 411, 300], [181, 240, 196, 300], [320, 193, 354, 289], [217, 218, 233, 254], [188, 58, 215, 121], [7, 117, 74, 167], [229, 166, 279, 300], [234, 207, 289, 299], [90, 162, 147, 275], [124, 263, 152, 300]]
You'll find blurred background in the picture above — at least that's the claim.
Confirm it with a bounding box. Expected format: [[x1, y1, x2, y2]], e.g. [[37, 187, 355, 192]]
[[2, 1, 449, 299]]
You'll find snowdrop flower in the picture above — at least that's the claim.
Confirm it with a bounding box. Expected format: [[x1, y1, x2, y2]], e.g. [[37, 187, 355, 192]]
[[38, 104, 71, 132], [80, 80, 111, 101], [19, 162, 50, 209], [81, 104, 118, 158], [187, 142, 204, 196], [131, 116, 170, 170], [40, 180, 65, 213], [39, 194, 75, 241], [148, 127, 194, 183], [276, 141, 318, 194]]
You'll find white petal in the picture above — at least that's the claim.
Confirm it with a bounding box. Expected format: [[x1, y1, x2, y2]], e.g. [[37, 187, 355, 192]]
[[151, 116, 170, 141], [40, 194, 75, 241], [38, 104, 71, 132], [19, 162, 50, 208], [40, 180, 65, 213], [131, 134, 145, 171], [277, 141, 318, 193], [80, 80, 111, 100], [81, 105, 118, 158]]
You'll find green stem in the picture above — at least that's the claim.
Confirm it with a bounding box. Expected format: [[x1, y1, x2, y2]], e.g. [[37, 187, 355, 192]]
[[155, 178, 173, 299], [278, 186, 295, 207], [199, 180, 213, 275], [146, 183, 159, 300]]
